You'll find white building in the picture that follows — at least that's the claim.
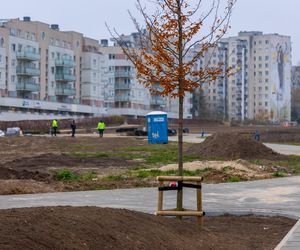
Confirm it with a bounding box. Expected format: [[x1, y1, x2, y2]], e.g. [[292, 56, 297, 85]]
[[197, 31, 292, 122]]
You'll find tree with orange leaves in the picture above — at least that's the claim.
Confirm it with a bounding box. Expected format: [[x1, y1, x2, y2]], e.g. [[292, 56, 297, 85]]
[[109, 0, 236, 213]]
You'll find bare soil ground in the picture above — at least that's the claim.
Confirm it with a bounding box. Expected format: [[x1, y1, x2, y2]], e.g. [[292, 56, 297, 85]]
[[188, 132, 287, 160], [0, 133, 297, 195], [0, 206, 295, 250]]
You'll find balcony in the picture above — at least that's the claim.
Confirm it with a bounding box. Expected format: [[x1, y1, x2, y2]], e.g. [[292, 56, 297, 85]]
[[115, 83, 131, 90], [55, 73, 76, 82], [55, 59, 76, 68], [150, 98, 165, 106], [115, 95, 130, 102], [16, 82, 40, 92], [55, 86, 76, 96], [16, 66, 40, 76], [16, 50, 40, 61], [114, 71, 133, 78]]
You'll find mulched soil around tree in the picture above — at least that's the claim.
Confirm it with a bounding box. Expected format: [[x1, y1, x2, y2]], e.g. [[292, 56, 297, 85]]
[[188, 132, 288, 160], [0, 206, 294, 250]]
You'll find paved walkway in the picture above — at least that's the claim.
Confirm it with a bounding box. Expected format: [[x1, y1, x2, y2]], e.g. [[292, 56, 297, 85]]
[[1, 176, 300, 248]]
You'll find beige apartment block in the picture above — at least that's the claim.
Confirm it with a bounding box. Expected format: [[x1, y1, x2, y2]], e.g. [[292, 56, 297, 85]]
[[0, 17, 191, 119]]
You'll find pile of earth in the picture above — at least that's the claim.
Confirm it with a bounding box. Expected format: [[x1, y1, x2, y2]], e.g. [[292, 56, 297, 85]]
[[188, 132, 286, 160], [0, 167, 51, 182], [0, 206, 294, 250]]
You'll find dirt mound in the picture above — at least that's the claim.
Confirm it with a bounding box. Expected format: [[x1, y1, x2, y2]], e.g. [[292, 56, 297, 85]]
[[188, 132, 285, 160], [0, 206, 294, 250], [0, 167, 51, 182]]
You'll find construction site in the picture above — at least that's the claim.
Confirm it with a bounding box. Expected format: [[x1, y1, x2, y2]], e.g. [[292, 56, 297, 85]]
[[0, 117, 299, 249]]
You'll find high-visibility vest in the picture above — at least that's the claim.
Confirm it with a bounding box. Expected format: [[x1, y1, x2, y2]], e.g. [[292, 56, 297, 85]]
[[52, 120, 58, 128], [97, 122, 105, 130]]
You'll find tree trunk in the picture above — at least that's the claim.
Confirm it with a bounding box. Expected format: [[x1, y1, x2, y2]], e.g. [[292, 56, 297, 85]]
[[176, 94, 184, 214], [176, 0, 184, 217]]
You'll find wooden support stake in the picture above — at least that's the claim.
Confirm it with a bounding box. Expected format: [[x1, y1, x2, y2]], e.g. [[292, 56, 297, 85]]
[[157, 181, 164, 211], [157, 176, 203, 182], [156, 210, 204, 216], [196, 181, 203, 226]]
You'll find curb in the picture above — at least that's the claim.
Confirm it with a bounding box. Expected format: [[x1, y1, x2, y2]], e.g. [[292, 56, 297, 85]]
[[274, 219, 300, 250]]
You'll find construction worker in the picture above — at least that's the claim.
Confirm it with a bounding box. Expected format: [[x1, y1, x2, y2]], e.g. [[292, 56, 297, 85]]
[[97, 120, 106, 137], [254, 130, 260, 141], [70, 120, 76, 137], [51, 119, 58, 136]]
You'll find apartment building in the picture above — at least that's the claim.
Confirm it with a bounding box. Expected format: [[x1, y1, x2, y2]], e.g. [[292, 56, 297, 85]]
[[291, 66, 300, 121], [0, 17, 188, 120], [198, 31, 292, 122]]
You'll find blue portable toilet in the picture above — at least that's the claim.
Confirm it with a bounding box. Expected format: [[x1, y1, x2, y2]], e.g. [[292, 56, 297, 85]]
[[146, 111, 168, 144]]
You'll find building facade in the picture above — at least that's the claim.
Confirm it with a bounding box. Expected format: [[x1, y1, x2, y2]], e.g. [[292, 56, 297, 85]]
[[197, 31, 292, 122], [0, 17, 191, 120]]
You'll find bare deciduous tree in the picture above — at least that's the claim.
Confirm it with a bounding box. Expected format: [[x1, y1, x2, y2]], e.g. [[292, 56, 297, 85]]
[[108, 0, 236, 213]]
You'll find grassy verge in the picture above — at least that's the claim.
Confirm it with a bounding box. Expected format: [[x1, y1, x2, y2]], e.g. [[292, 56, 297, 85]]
[[55, 169, 98, 181]]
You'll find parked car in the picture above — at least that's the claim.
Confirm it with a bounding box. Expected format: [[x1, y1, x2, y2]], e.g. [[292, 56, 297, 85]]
[[6, 127, 20, 136], [167, 129, 177, 136], [0, 130, 5, 137]]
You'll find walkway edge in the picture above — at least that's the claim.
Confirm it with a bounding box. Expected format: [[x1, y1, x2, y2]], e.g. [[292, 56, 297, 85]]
[[274, 219, 300, 250]]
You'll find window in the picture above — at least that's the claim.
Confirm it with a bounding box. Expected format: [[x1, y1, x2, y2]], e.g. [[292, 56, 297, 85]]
[[265, 102, 268, 106], [265, 63, 269, 68], [11, 59, 15, 67], [265, 86, 269, 90], [93, 59, 97, 67], [265, 78, 269, 83], [258, 56, 262, 61], [259, 64, 262, 68], [265, 40, 269, 45], [51, 67, 55, 74], [11, 44, 16, 52], [265, 55, 269, 61], [41, 32, 46, 40], [93, 86, 96, 92], [265, 71, 269, 76], [31, 32, 36, 41], [11, 75, 15, 83]]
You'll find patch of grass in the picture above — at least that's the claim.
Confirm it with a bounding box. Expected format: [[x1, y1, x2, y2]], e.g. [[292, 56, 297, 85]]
[[81, 172, 98, 181], [226, 176, 241, 183], [55, 169, 98, 181], [70, 152, 109, 158], [272, 171, 285, 178], [56, 169, 80, 181], [249, 159, 264, 165], [222, 166, 233, 172], [278, 155, 300, 173], [103, 175, 125, 181]]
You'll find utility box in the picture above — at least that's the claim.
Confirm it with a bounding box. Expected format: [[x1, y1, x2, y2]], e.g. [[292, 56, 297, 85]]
[[146, 111, 168, 144]]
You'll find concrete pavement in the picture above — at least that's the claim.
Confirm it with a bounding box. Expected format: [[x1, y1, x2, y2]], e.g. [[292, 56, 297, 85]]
[[1, 176, 300, 249], [1, 176, 300, 216]]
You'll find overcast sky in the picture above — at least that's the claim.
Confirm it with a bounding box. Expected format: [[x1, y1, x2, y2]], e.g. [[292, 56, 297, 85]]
[[2, 0, 300, 64]]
